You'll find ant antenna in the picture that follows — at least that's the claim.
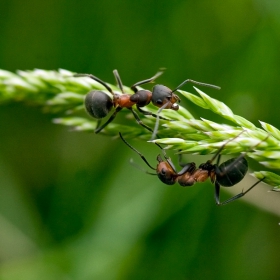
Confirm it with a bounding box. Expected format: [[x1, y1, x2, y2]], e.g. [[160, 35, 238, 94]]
[[131, 70, 164, 90], [129, 158, 157, 175], [171, 79, 221, 93], [119, 132, 156, 171], [113, 69, 124, 93]]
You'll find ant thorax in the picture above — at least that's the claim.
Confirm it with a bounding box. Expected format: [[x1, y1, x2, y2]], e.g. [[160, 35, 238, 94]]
[[113, 93, 135, 108], [178, 169, 209, 187]]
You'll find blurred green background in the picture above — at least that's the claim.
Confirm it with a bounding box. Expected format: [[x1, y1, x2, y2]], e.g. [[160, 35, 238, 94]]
[[1, 0, 280, 279]]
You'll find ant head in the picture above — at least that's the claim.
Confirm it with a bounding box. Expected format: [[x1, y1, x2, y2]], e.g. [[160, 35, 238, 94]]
[[119, 133, 177, 185], [129, 90, 152, 107], [151, 85, 180, 110], [85, 90, 114, 119], [156, 155, 177, 185]]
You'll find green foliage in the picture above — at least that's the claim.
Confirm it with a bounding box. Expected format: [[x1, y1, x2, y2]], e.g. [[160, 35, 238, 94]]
[[2, 2, 280, 278], [1, 68, 280, 190]]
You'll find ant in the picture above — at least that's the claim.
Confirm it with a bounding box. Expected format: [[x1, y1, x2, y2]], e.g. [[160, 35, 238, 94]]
[[74, 69, 164, 134], [119, 132, 266, 205], [74, 70, 220, 134]]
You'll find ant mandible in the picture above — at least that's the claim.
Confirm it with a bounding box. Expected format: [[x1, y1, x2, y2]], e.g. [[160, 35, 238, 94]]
[[119, 132, 266, 205], [75, 70, 220, 134]]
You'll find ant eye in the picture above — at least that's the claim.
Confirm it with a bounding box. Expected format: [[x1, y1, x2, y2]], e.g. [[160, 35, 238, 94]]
[[160, 168, 166, 175]]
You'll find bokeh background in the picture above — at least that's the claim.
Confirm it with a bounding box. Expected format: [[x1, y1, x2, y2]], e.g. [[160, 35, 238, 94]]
[[1, 0, 280, 279]]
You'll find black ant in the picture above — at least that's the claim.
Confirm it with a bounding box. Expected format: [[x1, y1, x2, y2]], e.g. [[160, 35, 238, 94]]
[[74, 70, 220, 134], [119, 132, 266, 205]]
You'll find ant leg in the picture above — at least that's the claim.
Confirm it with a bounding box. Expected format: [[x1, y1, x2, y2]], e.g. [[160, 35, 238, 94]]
[[214, 134, 269, 177], [178, 153, 184, 168], [95, 106, 156, 135], [129, 108, 159, 136], [209, 131, 246, 164], [95, 119, 102, 131], [150, 103, 169, 140], [137, 106, 172, 121], [74, 74, 114, 94], [216, 154, 221, 166], [214, 182, 221, 205], [95, 107, 123, 133], [119, 132, 156, 171], [176, 150, 197, 175], [177, 162, 196, 176], [113, 70, 124, 93], [154, 143, 178, 173], [129, 158, 157, 176], [178, 152, 194, 168], [215, 178, 265, 205], [172, 79, 221, 93], [131, 70, 164, 92]]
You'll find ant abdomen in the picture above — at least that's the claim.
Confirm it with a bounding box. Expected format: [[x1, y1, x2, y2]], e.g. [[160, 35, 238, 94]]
[[216, 157, 248, 187], [84, 90, 113, 119]]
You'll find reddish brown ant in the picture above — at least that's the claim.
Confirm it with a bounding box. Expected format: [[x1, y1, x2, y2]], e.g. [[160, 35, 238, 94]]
[[75, 70, 165, 133], [119, 132, 266, 205], [75, 70, 220, 134]]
